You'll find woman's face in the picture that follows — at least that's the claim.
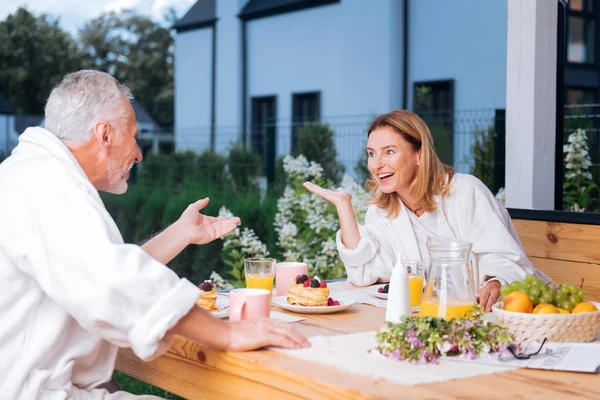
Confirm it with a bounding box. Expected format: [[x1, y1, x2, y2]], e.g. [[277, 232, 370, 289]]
[[366, 126, 420, 194]]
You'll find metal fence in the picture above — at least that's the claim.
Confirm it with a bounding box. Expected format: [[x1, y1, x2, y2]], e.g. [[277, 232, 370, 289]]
[[164, 109, 502, 191]]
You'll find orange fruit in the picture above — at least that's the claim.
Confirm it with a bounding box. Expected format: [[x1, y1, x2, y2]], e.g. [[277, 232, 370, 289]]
[[572, 302, 598, 314], [557, 308, 570, 314], [532, 304, 559, 314], [504, 291, 533, 313]]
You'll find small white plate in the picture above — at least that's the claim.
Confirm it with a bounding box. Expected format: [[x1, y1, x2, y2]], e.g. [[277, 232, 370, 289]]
[[211, 298, 229, 319], [271, 296, 356, 314], [366, 284, 388, 300]]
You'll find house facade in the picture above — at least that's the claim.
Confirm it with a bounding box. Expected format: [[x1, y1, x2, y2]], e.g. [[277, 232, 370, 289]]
[[173, 0, 592, 179], [0, 92, 17, 157]]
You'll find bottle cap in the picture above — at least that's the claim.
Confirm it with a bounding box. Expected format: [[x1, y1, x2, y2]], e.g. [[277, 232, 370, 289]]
[[392, 254, 408, 276]]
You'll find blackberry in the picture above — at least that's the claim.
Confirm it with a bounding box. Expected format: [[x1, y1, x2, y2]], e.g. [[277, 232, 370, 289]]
[[202, 282, 212, 291], [297, 274, 309, 284], [310, 279, 321, 288], [381, 284, 389, 294]]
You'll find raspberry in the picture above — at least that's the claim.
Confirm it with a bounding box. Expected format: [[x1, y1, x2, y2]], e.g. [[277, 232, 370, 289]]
[[333, 300, 340, 306], [303, 279, 311, 287], [320, 280, 327, 288], [297, 274, 309, 284], [201, 282, 212, 292], [377, 287, 383, 293], [295, 275, 301, 284], [310, 279, 321, 288], [327, 297, 334, 306]]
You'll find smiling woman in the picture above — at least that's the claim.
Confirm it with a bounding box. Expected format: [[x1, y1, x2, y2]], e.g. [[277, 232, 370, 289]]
[[303, 109, 551, 312]]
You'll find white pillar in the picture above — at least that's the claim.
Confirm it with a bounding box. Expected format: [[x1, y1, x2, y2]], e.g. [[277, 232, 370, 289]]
[[505, 0, 557, 209]]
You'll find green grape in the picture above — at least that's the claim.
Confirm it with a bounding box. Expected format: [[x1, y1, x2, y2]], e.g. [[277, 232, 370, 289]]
[[521, 287, 531, 297], [539, 284, 549, 293], [499, 286, 511, 296], [560, 301, 574, 312], [569, 298, 579, 311], [530, 286, 541, 298], [529, 293, 540, 306], [525, 274, 536, 283], [575, 293, 585, 304], [560, 285, 570, 295], [509, 282, 521, 292], [539, 292, 553, 304]]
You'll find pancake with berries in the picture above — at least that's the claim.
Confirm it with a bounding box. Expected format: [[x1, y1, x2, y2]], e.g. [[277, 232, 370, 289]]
[[287, 275, 329, 306], [195, 280, 218, 312]]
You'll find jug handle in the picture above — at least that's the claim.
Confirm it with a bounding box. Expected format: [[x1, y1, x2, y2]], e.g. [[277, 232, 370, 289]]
[[468, 251, 480, 299]]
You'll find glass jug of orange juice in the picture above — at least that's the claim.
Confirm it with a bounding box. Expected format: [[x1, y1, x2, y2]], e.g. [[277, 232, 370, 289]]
[[419, 237, 479, 320]]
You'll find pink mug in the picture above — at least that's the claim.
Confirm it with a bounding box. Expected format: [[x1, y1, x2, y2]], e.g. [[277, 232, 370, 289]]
[[229, 288, 271, 321], [275, 262, 309, 296]]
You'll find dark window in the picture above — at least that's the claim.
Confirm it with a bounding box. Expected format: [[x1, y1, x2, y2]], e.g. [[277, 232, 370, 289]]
[[566, 87, 596, 105], [413, 80, 454, 165], [291, 92, 320, 153], [251, 96, 277, 180], [567, 1, 595, 64], [569, 0, 594, 12]]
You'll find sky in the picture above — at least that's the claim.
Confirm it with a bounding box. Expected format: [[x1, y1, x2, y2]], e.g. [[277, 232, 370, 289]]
[[0, 0, 197, 35]]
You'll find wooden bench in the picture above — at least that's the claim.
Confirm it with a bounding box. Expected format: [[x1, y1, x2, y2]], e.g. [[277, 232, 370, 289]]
[[509, 208, 600, 300]]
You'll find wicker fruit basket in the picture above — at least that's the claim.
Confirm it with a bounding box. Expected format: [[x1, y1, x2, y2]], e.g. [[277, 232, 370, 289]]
[[491, 301, 600, 343]]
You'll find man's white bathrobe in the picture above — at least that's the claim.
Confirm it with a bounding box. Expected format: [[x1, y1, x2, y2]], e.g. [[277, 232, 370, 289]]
[[0, 127, 201, 399], [337, 173, 547, 287]]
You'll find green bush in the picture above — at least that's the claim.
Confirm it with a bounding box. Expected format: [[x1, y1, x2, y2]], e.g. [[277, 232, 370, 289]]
[[294, 122, 345, 183], [468, 125, 495, 190], [227, 142, 261, 193]]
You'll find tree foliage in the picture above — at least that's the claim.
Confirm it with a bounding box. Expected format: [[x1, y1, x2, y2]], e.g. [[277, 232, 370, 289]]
[[0, 7, 175, 127], [0, 7, 85, 114], [79, 11, 175, 126]]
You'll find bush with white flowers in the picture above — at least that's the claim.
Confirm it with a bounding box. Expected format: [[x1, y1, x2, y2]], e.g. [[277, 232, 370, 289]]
[[563, 128, 598, 212], [219, 155, 369, 285]]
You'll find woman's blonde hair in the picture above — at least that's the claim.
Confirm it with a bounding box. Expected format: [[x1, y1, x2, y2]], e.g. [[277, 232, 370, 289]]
[[366, 110, 455, 218]]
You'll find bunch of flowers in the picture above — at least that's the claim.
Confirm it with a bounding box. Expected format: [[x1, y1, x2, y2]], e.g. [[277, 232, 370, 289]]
[[374, 306, 511, 364], [218, 155, 369, 285], [563, 128, 598, 212], [218, 206, 270, 286], [274, 155, 368, 278]]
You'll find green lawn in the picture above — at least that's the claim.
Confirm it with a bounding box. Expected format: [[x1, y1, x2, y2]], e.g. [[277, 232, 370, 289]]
[[114, 371, 185, 399]]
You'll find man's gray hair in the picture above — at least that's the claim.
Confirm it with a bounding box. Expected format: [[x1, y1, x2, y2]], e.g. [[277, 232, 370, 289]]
[[44, 70, 133, 142]]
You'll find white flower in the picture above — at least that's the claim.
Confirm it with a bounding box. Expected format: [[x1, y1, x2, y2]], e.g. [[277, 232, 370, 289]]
[[495, 187, 505, 206], [563, 128, 594, 212], [209, 271, 234, 290]]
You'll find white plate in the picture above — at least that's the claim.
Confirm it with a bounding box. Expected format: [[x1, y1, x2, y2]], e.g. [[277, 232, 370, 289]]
[[211, 298, 229, 319], [271, 295, 356, 314], [366, 284, 389, 300]]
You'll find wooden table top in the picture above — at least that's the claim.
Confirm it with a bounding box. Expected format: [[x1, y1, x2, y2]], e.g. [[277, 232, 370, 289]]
[[116, 282, 600, 400]]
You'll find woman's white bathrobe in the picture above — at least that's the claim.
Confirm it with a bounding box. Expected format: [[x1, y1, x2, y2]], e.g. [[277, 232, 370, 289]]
[[0, 128, 201, 399], [337, 173, 546, 287]]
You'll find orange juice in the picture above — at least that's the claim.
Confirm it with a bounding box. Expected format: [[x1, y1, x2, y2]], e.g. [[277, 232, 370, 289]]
[[418, 298, 476, 320], [408, 275, 424, 308], [246, 274, 274, 300]]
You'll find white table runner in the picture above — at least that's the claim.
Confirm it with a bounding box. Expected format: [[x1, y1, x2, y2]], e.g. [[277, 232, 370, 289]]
[[278, 331, 518, 386]]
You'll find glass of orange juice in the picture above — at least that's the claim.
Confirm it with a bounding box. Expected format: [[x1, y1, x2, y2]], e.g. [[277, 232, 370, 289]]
[[403, 260, 425, 312], [244, 258, 276, 301]]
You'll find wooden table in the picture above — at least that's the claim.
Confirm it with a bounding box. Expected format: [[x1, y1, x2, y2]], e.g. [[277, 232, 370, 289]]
[[116, 282, 600, 399]]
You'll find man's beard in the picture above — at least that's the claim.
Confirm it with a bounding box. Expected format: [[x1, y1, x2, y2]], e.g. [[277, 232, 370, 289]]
[[107, 157, 130, 194]]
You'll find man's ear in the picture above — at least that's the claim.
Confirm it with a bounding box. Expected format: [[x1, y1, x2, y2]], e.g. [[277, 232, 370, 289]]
[[93, 121, 112, 149]]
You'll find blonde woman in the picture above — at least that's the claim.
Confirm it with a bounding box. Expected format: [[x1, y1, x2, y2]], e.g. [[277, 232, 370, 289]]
[[304, 110, 546, 311]]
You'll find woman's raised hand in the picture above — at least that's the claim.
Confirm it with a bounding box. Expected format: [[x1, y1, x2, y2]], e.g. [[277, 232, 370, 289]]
[[303, 182, 352, 209], [303, 181, 361, 249]]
